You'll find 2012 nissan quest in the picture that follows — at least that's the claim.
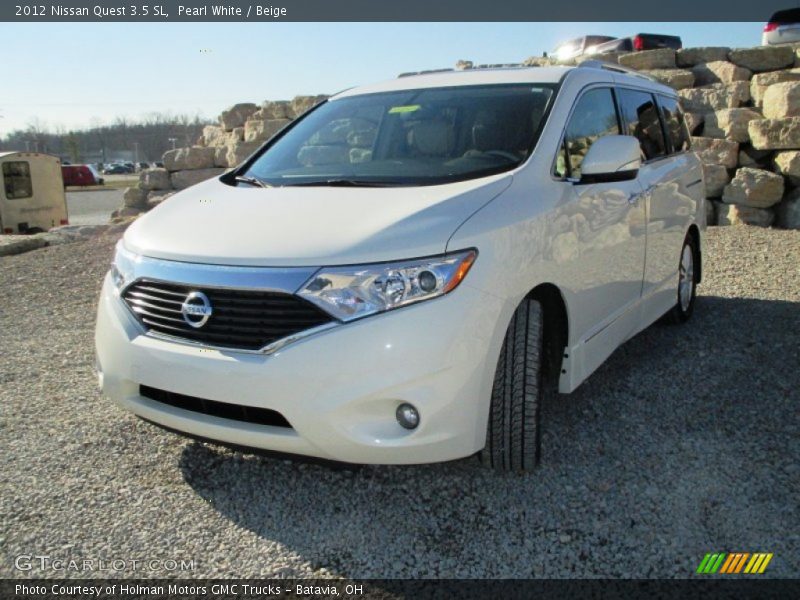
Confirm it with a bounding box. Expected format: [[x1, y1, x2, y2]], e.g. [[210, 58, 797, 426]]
[[96, 62, 705, 471]]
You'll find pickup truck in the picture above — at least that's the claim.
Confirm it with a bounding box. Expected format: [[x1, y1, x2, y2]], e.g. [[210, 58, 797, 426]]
[[586, 33, 682, 56]]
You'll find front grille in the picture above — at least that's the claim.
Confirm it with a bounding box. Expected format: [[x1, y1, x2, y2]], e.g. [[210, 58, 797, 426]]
[[122, 279, 334, 351], [140, 385, 292, 428]]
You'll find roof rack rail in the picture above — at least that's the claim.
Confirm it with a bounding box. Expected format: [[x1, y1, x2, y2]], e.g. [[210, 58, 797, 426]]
[[397, 63, 530, 78], [398, 68, 455, 78], [577, 60, 657, 82]]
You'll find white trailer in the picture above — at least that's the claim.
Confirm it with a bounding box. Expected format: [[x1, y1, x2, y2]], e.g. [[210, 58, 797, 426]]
[[0, 151, 68, 234]]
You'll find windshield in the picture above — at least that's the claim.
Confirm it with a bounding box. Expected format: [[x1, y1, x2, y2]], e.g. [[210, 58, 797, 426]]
[[241, 83, 555, 187]]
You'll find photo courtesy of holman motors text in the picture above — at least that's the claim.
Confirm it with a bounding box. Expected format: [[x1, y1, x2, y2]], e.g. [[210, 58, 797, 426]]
[[0, 0, 798, 598]]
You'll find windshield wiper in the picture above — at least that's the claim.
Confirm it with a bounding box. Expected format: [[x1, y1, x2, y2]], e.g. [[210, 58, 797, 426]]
[[234, 175, 271, 188], [283, 179, 405, 188]]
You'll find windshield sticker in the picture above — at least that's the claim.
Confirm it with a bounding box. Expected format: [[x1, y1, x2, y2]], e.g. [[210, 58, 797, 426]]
[[389, 105, 421, 114]]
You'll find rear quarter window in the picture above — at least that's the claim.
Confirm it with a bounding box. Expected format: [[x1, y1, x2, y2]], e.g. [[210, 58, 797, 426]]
[[657, 95, 691, 154]]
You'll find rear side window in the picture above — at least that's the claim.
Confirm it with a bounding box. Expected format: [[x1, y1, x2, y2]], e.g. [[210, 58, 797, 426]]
[[616, 88, 666, 161], [3, 161, 33, 200], [657, 95, 691, 153], [556, 87, 620, 179]]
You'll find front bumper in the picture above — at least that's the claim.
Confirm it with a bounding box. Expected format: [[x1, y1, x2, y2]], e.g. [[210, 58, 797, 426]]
[[95, 273, 506, 464]]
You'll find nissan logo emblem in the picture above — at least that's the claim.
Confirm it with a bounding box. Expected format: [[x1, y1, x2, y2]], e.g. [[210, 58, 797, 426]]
[[180, 291, 213, 328]]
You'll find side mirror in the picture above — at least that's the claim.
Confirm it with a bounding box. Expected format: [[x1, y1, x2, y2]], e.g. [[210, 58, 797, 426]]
[[578, 135, 642, 184]]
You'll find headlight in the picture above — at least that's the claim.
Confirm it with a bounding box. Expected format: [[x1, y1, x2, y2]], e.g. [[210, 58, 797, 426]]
[[298, 249, 477, 322], [109, 242, 136, 293]]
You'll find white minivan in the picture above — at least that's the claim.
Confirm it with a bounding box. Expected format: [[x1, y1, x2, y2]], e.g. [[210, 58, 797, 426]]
[[96, 62, 704, 471]]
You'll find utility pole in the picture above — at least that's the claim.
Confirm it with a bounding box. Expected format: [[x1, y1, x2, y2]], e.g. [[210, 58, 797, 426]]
[[133, 141, 139, 163], [168, 137, 177, 150]]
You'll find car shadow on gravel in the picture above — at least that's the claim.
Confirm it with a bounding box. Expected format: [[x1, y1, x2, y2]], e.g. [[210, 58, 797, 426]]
[[177, 295, 799, 578]]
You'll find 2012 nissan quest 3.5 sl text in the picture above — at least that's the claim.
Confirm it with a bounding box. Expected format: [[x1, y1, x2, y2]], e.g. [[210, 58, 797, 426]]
[[96, 62, 705, 471]]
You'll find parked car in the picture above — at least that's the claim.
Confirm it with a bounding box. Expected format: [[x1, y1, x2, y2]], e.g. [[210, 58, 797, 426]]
[[96, 62, 704, 472], [551, 35, 616, 62], [1, 152, 68, 234], [762, 8, 800, 45], [153, 161, 164, 168], [586, 33, 682, 56], [103, 163, 129, 175], [62, 164, 104, 187], [137, 162, 150, 171]]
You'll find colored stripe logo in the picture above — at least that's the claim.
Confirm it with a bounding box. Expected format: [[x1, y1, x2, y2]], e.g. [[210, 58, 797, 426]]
[[696, 553, 773, 574]]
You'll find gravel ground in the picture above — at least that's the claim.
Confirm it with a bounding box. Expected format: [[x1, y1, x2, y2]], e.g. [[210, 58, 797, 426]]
[[66, 189, 124, 226], [0, 226, 798, 579]]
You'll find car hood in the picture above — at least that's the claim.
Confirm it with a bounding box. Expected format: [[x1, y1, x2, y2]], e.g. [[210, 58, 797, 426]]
[[123, 175, 512, 266]]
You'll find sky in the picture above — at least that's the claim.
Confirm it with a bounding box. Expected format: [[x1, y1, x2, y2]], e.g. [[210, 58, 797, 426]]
[[0, 22, 764, 136]]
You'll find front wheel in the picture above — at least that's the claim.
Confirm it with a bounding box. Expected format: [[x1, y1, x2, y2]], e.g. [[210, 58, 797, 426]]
[[668, 234, 698, 324], [480, 298, 543, 472]]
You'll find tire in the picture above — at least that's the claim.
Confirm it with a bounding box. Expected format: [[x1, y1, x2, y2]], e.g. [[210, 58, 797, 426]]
[[668, 234, 698, 324], [480, 298, 544, 472]]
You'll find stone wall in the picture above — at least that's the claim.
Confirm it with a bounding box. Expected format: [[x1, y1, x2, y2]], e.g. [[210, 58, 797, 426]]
[[117, 44, 800, 230]]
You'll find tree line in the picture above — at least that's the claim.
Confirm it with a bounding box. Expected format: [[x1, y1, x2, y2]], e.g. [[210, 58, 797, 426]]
[[0, 113, 213, 164]]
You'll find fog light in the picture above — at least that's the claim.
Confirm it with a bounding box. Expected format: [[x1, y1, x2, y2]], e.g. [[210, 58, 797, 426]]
[[396, 403, 420, 430]]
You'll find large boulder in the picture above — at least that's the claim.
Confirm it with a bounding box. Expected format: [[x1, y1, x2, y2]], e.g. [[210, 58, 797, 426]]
[[291, 95, 329, 116], [690, 137, 739, 168], [201, 125, 227, 147], [163, 146, 216, 171], [244, 118, 291, 143], [213, 146, 230, 168], [702, 163, 731, 198], [170, 168, 226, 190], [122, 185, 148, 208], [748, 117, 800, 150], [691, 61, 751, 86], [219, 103, 258, 131], [719, 81, 751, 105], [750, 68, 800, 106], [773, 150, 800, 185], [678, 84, 746, 112], [703, 108, 762, 143], [618, 48, 675, 70], [642, 68, 694, 89], [721, 167, 784, 208], [676, 47, 731, 67], [762, 82, 800, 119], [717, 204, 774, 227], [225, 141, 261, 167], [255, 100, 294, 120], [139, 168, 171, 191], [776, 188, 800, 229], [728, 46, 795, 72]]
